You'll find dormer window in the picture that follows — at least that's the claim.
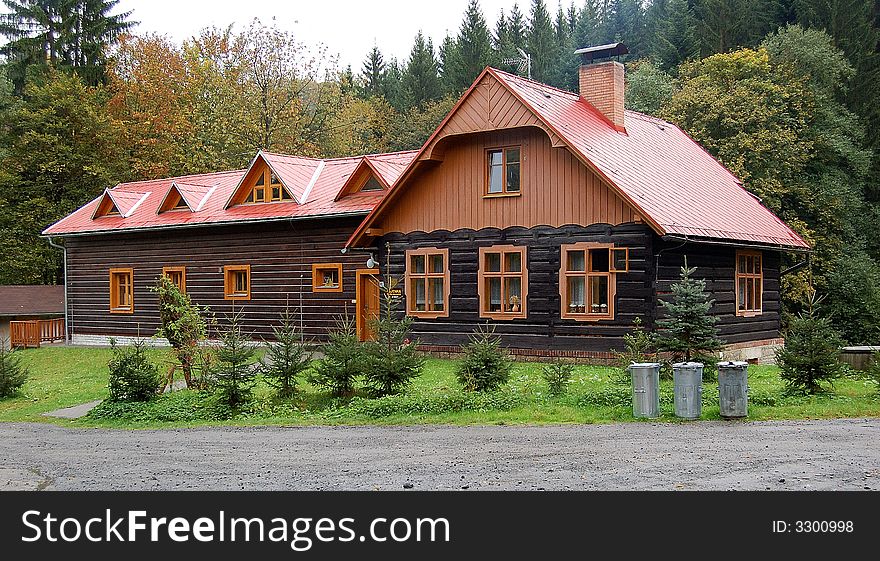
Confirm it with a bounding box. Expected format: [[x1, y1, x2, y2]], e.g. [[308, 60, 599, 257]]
[[361, 177, 383, 191], [243, 167, 292, 204]]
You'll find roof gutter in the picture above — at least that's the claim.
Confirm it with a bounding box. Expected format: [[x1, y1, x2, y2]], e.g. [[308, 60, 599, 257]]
[[45, 237, 69, 345], [41, 210, 372, 239], [660, 235, 811, 254]]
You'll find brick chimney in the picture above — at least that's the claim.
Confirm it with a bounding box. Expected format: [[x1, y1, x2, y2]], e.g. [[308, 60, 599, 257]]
[[575, 43, 628, 131], [578, 60, 625, 130]]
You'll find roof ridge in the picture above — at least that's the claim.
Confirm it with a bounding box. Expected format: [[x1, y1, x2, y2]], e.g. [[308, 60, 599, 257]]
[[490, 67, 579, 99], [114, 168, 246, 189]]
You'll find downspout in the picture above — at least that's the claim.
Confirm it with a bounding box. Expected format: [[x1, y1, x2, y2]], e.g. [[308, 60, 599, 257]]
[[46, 237, 69, 344]]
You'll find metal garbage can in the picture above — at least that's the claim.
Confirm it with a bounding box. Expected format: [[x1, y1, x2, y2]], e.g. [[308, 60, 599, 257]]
[[673, 362, 703, 419], [628, 362, 660, 418], [718, 361, 749, 419]]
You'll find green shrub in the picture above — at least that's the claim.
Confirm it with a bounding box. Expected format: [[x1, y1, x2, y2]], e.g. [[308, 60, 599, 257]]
[[212, 311, 259, 409], [339, 390, 523, 418], [776, 292, 843, 394], [107, 339, 161, 402], [613, 317, 656, 384], [151, 275, 208, 389], [309, 316, 365, 398], [362, 279, 425, 396], [455, 324, 513, 392], [262, 308, 312, 398], [541, 359, 574, 396], [656, 264, 724, 363], [0, 339, 29, 398]]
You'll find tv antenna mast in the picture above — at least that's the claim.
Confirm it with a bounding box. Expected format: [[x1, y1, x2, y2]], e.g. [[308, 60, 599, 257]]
[[502, 47, 531, 79]]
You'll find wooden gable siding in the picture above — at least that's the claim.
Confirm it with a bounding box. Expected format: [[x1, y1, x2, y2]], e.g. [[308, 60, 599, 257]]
[[653, 240, 782, 345], [423, 74, 564, 160], [64, 217, 366, 341], [378, 127, 640, 236]]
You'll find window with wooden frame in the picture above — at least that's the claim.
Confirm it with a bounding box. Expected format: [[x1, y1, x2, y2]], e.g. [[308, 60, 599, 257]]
[[243, 167, 293, 204], [109, 268, 133, 313], [736, 250, 763, 316], [224, 265, 251, 300], [486, 146, 521, 196], [560, 244, 629, 321], [478, 245, 527, 319], [312, 263, 343, 293], [405, 248, 450, 318], [162, 266, 186, 293]]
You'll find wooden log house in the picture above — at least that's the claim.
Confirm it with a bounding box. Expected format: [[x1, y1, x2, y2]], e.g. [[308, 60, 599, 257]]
[[44, 44, 809, 363]]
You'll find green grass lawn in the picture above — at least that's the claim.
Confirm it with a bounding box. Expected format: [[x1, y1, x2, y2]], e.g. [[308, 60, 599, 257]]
[[1, 345, 878, 428]]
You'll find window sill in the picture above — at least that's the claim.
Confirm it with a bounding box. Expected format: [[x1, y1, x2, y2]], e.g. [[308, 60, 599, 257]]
[[313, 285, 343, 293], [736, 310, 763, 318], [109, 308, 133, 314], [483, 192, 521, 199], [407, 310, 449, 319], [224, 293, 251, 301], [479, 312, 526, 321], [561, 313, 614, 322]]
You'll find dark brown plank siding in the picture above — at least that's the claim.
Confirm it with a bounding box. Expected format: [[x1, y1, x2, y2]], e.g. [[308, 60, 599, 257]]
[[652, 239, 782, 344], [65, 217, 368, 341], [380, 223, 656, 351]]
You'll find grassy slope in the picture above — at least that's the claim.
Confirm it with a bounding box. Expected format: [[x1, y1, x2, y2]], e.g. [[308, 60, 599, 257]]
[[1, 346, 878, 427]]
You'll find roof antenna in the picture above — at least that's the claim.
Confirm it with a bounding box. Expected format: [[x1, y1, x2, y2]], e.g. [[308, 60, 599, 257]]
[[502, 47, 531, 79]]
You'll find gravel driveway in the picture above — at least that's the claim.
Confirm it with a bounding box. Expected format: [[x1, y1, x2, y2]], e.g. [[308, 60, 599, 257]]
[[1, 419, 878, 491]]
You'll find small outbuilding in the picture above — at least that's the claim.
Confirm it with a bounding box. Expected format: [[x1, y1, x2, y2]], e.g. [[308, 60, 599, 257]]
[[0, 285, 65, 347]]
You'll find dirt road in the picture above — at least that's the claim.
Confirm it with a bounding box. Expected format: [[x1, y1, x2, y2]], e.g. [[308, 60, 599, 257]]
[[1, 419, 877, 491]]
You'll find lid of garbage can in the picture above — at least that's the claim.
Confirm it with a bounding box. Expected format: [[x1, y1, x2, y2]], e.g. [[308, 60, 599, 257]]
[[672, 362, 704, 368], [718, 361, 748, 368], [628, 362, 660, 368]]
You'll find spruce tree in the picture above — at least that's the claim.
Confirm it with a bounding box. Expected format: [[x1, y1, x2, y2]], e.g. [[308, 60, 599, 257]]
[[0, 339, 29, 398], [652, 0, 699, 70], [447, 0, 495, 93], [262, 307, 312, 399], [526, 0, 558, 83], [212, 310, 259, 409], [656, 263, 724, 362], [574, 0, 601, 49], [361, 44, 386, 99], [401, 31, 441, 109], [362, 272, 425, 397], [776, 291, 843, 394], [309, 316, 364, 398]]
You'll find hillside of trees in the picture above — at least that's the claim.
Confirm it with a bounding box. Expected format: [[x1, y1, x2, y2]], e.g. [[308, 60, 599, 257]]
[[1, 0, 878, 343]]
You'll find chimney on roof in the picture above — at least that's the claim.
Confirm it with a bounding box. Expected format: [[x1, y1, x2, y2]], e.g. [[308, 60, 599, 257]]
[[575, 42, 628, 131]]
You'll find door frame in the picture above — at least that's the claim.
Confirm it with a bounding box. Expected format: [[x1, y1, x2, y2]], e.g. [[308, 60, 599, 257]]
[[355, 268, 380, 341]]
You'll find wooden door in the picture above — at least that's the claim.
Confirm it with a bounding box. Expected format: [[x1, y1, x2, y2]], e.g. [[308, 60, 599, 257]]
[[356, 269, 381, 341]]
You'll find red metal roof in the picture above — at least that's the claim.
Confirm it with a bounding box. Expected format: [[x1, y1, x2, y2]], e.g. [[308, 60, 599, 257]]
[[0, 285, 64, 317], [348, 67, 809, 250], [43, 150, 418, 236]]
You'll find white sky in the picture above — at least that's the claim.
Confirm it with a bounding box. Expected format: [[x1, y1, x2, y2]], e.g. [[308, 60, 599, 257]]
[[115, 0, 525, 70]]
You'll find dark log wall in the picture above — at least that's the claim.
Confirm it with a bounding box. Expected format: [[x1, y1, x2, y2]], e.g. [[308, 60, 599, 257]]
[[380, 223, 655, 351], [65, 217, 368, 341], [653, 239, 782, 344]]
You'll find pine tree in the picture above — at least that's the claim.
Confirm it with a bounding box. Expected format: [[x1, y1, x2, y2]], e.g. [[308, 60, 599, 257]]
[[600, 0, 647, 58], [447, 0, 495, 93], [552, 2, 579, 89], [455, 324, 514, 392], [776, 291, 843, 394], [362, 270, 425, 397], [361, 44, 386, 99], [574, 0, 601, 49], [401, 31, 441, 109], [656, 263, 724, 362], [262, 307, 312, 399], [526, 0, 558, 83], [438, 34, 457, 95], [212, 310, 259, 409]]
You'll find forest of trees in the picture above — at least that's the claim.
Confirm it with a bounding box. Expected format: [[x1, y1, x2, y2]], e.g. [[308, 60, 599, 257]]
[[0, 0, 878, 343]]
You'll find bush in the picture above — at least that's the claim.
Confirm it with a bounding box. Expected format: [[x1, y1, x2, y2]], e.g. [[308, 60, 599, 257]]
[[107, 339, 161, 402], [362, 278, 425, 396], [776, 292, 843, 394], [212, 311, 259, 409], [262, 308, 312, 398], [455, 324, 513, 392], [309, 316, 365, 398], [613, 317, 656, 383], [542, 359, 574, 396], [0, 339, 29, 398], [151, 275, 208, 389]]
